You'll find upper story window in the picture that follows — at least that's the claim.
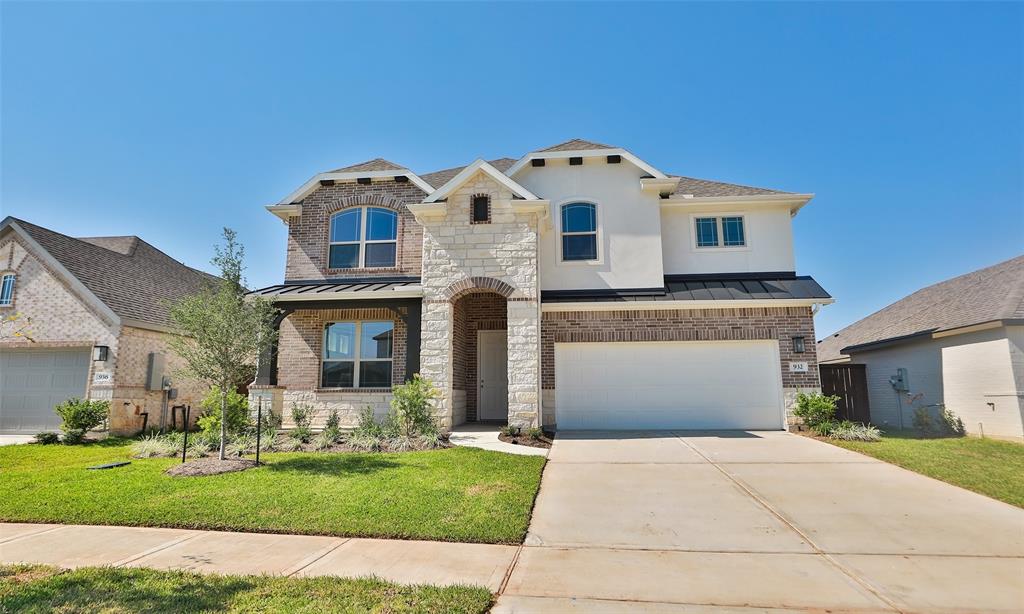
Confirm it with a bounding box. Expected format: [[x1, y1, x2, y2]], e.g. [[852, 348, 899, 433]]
[[329, 207, 398, 269], [0, 274, 15, 306], [322, 320, 394, 388], [560, 203, 598, 261], [471, 195, 490, 224], [695, 216, 745, 248]]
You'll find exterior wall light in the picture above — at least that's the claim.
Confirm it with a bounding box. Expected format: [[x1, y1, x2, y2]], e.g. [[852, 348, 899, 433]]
[[93, 345, 109, 362], [792, 337, 806, 354]]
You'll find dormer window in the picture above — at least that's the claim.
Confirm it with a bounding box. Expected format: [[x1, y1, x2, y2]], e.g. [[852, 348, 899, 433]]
[[329, 207, 398, 269], [0, 273, 14, 306], [471, 195, 490, 224], [561, 203, 598, 261], [695, 216, 745, 248]]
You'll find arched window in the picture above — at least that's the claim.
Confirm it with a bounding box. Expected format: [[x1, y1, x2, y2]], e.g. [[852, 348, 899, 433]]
[[329, 207, 398, 269], [560, 203, 598, 261]]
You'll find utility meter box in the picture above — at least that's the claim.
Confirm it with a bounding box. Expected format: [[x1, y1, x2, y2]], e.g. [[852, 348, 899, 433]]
[[146, 353, 166, 391], [889, 368, 909, 392]]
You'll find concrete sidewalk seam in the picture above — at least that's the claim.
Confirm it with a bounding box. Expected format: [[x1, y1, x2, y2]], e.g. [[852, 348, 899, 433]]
[[495, 543, 524, 596], [674, 434, 903, 613], [112, 531, 203, 568], [283, 538, 350, 577], [0, 524, 67, 545]]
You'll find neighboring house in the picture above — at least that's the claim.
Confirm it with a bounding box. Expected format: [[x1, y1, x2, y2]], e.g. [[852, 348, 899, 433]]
[[250, 139, 833, 431], [817, 256, 1024, 441], [0, 217, 217, 435]]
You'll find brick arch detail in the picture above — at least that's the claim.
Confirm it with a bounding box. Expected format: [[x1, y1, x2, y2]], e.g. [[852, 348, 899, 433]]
[[325, 194, 408, 215], [445, 277, 517, 302]]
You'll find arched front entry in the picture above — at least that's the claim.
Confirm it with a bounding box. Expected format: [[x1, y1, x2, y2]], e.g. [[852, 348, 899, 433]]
[[451, 289, 509, 424]]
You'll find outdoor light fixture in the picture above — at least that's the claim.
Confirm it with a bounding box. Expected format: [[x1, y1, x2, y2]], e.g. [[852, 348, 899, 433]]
[[792, 337, 806, 353], [92, 345, 109, 362]]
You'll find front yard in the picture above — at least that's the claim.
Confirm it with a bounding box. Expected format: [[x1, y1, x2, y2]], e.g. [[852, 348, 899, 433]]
[[0, 564, 492, 614], [829, 432, 1024, 508], [0, 439, 545, 544]]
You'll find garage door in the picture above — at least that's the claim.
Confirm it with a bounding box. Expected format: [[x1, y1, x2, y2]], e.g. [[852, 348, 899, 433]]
[[554, 340, 785, 430], [0, 349, 90, 433]]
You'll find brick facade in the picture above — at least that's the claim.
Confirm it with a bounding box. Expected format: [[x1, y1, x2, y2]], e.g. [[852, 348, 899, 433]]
[[285, 180, 427, 281], [452, 292, 508, 421]]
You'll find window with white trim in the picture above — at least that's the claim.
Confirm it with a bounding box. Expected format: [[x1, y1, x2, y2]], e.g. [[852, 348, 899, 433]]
[[560, 203, 598, 261], [329, 207, 398, 269], [0, 274, 14, 306], [695, 216, 745, 248], [321, 321, 394, 388]]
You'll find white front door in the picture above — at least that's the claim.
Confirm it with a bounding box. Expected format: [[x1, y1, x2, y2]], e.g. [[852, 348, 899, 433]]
[[477, 330, 509, 421], [554, 340, 786, 430]]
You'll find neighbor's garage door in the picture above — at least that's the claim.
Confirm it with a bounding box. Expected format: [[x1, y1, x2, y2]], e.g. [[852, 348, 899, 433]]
[[554, 340, 785, 430], [0, 349, 90, 432]]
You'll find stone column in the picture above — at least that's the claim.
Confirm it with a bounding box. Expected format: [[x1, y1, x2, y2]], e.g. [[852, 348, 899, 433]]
[[419, 300, 454, 430], [506, 299, 540, 428]]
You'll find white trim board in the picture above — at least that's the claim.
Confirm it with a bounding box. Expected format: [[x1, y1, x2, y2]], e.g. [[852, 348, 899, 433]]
[[541, 298, 834, 312], [424, 159, 540, 203]]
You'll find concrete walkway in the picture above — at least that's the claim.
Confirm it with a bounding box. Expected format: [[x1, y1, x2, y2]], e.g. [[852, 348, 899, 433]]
[[449, 424, 548, 456], [495, 430, 1024, 613]]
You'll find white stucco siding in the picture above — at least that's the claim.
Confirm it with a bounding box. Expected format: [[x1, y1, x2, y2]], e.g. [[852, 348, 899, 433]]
[[660, 205, 796, 275], [849, 326, 1023, 441], [513, 159, 666, 290]]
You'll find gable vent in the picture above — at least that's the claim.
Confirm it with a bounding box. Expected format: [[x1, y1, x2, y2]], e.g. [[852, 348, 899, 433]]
[[606, 155, 621, 164], [319, 179, 336, 187], [569, 157, 583, 166], [357, 177, 372, 185], [531, 159, 546, 167], [394, 175, 409, 183]]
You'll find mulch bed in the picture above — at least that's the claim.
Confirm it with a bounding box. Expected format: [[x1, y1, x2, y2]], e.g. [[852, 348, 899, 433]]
[[165, 458, 257, 477], [498, 431, 555, 449]]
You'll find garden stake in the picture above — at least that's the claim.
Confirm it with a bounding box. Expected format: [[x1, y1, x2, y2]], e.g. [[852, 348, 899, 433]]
[[181, 405, 190, 464], [255, 397, 262, 466]]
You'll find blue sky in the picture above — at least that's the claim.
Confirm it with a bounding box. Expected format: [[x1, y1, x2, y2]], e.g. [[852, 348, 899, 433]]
[[2, 2, 1021, 338]]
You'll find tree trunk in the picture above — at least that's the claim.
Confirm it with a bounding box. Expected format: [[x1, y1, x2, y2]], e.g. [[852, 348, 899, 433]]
[[219, 387, 228, 460]]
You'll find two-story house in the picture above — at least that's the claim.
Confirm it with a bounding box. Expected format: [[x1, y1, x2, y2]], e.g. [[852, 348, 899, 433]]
[[250, 139, 832, 431]]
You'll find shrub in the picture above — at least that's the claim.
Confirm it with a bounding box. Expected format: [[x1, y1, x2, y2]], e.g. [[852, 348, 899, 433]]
[[197, 387, 251, 439], [940, 408, 966, 436], [290, 426, 313, 444], [419, 432, 446, 450], [828, 421, 881, 442], [290, 403, 313, 430], [54, 398, 109, 440], [131, 433, 178, 458], [258, 426, 278, 451], [32, 432, 60, 445], [278, 437, 303, 452], [500, 424, 519, 437], [525, 427, 544, 441], [226, 433, 257, 457], [186, 435, 215, 458], [389, 375, 439, 437], [313, 430, 336, 451], [348, 432, 383, 452], [325, 408, 341, 432], [793, 392, 839, 432], [352, 406, 385, 438], [913, 406, 966, 438]]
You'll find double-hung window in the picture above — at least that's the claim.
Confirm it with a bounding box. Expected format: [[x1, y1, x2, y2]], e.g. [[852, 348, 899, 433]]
[[329, 207, 398, 269], [695, 216, 745, 248], [560, 203, 598, 261], [0, 274, 14, 306], [322, 321, 394, 388]]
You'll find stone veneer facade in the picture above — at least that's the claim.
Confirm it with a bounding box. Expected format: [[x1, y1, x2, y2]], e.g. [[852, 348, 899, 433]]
[[540, 306, 821, 427]]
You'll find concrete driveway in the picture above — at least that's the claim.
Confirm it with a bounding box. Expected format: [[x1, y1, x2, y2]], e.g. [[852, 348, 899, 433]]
[[495, 431, 1024, 613]]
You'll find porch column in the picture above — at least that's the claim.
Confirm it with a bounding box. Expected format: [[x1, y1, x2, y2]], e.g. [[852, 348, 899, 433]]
[[419, 300, 454, 430], [506, 299, 540, 429]]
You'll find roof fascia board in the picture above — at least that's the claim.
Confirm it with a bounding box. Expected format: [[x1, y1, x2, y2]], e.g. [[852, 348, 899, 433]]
[[930, 320, 1005, 339], [424, 159, 540, 203], [2, 220, 122, 328], [265, 204, 302, 224], [662, 193, 814, 216], [840, 329, 936, 354], [541, 297, 834, 312], [507, 148, 668, 179], [269, 288, 423, 302], [640, 177, 681, 194], [279, 170, 434, 204]]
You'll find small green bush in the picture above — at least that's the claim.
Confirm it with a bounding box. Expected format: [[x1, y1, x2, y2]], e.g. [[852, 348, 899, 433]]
[[131, 433, 179, 458], [325, 408, 341, 431], [226, 433, 257, 457], [290, 426, 313, 443], [525, 427, 544, 441], [54, 398, 109, 440], [793, 391, 839, 434], [500, 424, 519, 437], [389, 375, 439, 437], [197, 387, 250, 439], [32, 432, 60, 445], [828, 421, 881, 442], [348, 432, 383, 452], [913, 406, 966, 438], [186, 435, 215, 458], [313, 430, 336, 451], [352, 406, 386, 438]]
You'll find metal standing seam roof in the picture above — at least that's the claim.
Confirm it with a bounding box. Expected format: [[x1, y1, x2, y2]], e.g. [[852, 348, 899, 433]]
[[250, 279, 421, 298], [540, 275, 831, 303]]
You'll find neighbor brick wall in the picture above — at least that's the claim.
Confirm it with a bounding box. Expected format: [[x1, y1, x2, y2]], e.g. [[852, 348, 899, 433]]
[[285, 180, 427, 281], [540, 306, 819, 390]]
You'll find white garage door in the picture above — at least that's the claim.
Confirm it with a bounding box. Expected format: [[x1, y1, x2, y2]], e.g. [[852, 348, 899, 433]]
[[0, 349, 90, 433], [555, 340, 785, 430]]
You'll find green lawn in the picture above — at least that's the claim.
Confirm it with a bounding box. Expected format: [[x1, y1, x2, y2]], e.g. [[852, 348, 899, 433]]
[[0, 440, 545, 544], [829, 432, 1024, 508], [0, 564, 492, 614]]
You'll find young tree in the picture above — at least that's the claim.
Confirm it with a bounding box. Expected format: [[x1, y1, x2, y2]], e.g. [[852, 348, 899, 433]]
[[168, 228, 278, 460]]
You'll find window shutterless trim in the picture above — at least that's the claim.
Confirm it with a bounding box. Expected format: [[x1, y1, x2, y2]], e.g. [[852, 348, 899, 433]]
[[558, 201, 600, 263], [328, 207, 398, 269], [692, 214, 747, 249], [321, 320, 394, 388], [0, 273, 15, 307]]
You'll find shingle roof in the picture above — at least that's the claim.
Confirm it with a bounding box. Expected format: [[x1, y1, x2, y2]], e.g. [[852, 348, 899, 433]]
[[537, 138, 616, 152], [671, 175, 788, 198], [542, 274, 831, 303], [817, 255, 1024, 362], [329, 158, 408, 173], [7, 218, 220, 328], [419, 158, 516, 190]]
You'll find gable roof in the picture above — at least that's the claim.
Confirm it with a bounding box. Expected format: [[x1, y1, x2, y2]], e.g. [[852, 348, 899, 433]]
[[423, 159, 541, 203], [537, 138, 616, 152], [420, 158, 516, 190], [817, 255, 1024, 362], [2, 217, 220, 330], [329, 158, 408, 173]]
